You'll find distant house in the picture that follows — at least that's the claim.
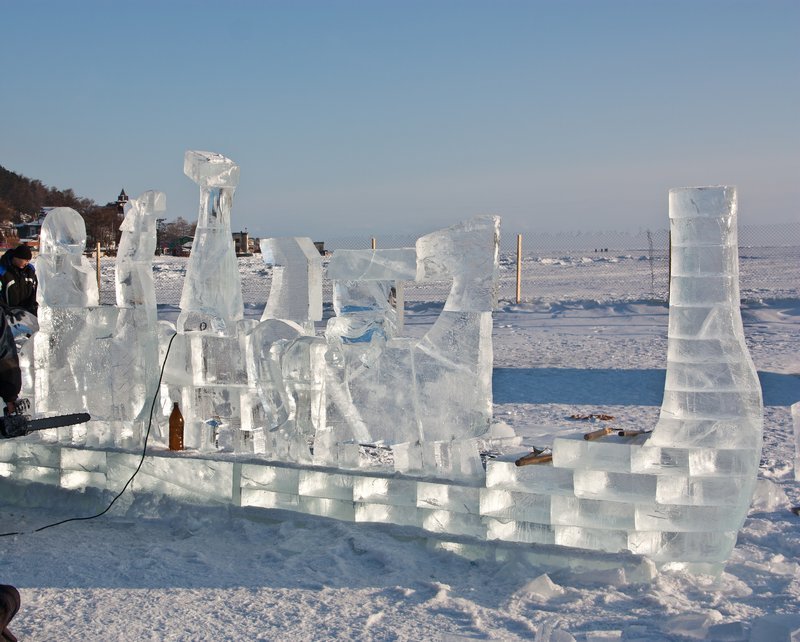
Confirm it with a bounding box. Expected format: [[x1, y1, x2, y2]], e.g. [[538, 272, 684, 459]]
[[13, 207, 51, 246], [232, 230, 255, 255]]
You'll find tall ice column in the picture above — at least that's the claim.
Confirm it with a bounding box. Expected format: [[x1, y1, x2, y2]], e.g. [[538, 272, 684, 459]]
[[178, 151, 243, 336], [651, 186, 763, 453]]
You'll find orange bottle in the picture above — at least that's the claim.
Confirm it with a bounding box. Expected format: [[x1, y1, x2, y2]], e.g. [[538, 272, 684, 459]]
[[169, 402, 184, 451]]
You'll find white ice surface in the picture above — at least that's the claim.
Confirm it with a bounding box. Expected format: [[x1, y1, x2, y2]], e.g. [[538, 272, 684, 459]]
[[2, 261, 798, 641]]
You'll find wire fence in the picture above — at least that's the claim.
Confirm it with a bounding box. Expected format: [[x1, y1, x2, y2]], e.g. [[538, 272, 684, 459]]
[[97, 222, 800, 309]]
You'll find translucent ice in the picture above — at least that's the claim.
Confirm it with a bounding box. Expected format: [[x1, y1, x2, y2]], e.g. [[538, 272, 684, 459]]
[[113, 191, 165, 439], [178, 151, 243, 335], [36, 207, 99, 307], [323, 217, 499, 461], [651, 187, 763, 453], [260, 237, 322, 329], [416, 215, 499, 312], [116, 191, 165, 309], [327, 248, 417, 281]]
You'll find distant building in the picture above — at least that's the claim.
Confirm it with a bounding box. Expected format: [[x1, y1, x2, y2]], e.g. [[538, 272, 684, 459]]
[[14, 207, 51, 244], [232, 230, 255, 255]]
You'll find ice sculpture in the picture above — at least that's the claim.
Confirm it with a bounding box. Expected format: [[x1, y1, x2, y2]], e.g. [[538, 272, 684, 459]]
[[321, 217, 498, 478], [484, 185, 764, 572], [244, 238, 326, 462], [164, 152, 249, 451], [178, 151, 243, 335], [33, 209, 108, 440], [260, 237, 322, 331], [2, 169, 764, 576], [113, 191, 166, 442], [36, 207, 99, 307]]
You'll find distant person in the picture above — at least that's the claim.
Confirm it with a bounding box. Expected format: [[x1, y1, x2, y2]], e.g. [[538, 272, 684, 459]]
[[0, 245, 38, 317]]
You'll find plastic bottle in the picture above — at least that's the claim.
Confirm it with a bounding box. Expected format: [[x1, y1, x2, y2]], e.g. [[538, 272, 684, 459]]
[[169, 402, 184, 451]]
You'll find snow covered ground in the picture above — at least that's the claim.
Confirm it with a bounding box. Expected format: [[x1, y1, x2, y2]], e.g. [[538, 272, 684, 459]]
[[1, 255, 799, 641]]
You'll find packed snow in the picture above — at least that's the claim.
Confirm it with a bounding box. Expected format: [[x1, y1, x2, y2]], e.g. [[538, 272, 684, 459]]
[[1, 250, 799, 641]]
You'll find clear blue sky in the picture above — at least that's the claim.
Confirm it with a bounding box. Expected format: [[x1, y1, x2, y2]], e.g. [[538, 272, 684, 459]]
[[1, 0, 798, 239]]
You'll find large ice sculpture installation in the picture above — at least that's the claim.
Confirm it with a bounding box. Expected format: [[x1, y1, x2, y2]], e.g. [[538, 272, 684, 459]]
[[3, 167, 763, 576]]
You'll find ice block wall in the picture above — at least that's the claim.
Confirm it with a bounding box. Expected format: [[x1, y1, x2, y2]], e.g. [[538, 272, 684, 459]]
[[487, 186, 763, 573]]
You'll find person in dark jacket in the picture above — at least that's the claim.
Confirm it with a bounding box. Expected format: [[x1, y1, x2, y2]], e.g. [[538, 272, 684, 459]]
[[0, 245, 38, 317], [0, 307, 21, 415]]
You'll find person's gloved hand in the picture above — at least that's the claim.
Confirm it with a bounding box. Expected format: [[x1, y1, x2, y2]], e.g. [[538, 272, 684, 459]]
[[6, 309, 38, 338]]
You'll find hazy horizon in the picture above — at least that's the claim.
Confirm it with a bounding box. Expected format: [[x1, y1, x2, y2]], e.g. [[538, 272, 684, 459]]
[[2, 0, 798, 239]]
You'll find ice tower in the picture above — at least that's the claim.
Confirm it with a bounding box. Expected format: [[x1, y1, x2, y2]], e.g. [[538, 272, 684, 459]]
[[485, 186, 763, 572]]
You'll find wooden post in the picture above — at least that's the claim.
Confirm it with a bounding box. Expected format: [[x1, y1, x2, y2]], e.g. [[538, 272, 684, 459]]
[[96, 242, 101, 293], [371, 237, 376, 250], [516, 233, 522, 304]]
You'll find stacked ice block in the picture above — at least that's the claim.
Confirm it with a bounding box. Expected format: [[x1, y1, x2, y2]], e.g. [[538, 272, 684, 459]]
[[483, 186, 763, 571]]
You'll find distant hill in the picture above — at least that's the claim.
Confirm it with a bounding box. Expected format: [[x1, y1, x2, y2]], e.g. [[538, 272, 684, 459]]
[[0, 165, 98, 223]]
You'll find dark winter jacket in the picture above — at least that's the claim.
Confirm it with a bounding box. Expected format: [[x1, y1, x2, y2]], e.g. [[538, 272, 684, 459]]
[[0, 308, 20, 403], [0, 249, 38, 316]]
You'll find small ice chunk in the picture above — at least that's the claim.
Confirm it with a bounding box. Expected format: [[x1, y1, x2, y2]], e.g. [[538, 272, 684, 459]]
[[748, 478, 789, 513], [661, 611, 722, 640], [516, 574, 565, 600], [533, 619, 576, 642]]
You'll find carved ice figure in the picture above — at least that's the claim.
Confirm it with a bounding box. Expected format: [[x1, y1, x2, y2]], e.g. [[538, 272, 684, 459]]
[[167, 151, 248, 452], [116, 191, 164, 310], [412, 215, 498, 439], [320, 248, 417, 463], [321, 217, 498, 478], [33, 208, 109, 444], [244, 238, 325, 462], [111, 191, 165, 444], [178, 151, 243, 336], [260, 237, 322, 332], [36, 207, 98, 307]]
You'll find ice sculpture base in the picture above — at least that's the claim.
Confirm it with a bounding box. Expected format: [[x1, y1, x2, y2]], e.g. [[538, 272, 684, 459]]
[[0, 438, 700, 579]]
